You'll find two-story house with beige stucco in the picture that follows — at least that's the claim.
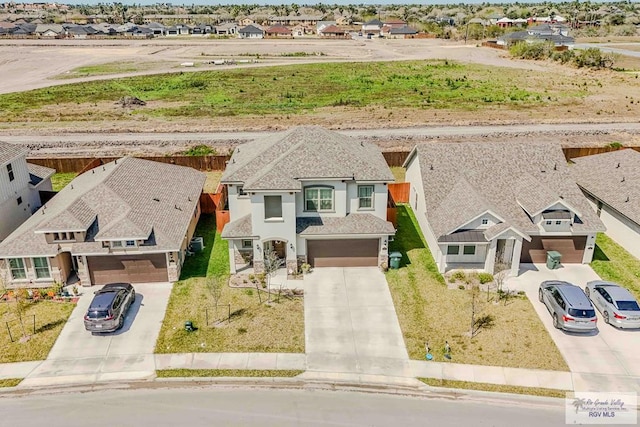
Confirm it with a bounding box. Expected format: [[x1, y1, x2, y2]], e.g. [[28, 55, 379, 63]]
[[0, 141, 54, 242], [221, 126, 396, 274]]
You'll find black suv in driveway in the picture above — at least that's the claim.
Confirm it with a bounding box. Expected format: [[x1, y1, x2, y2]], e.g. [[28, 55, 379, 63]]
[[84, 283, 136, 333]]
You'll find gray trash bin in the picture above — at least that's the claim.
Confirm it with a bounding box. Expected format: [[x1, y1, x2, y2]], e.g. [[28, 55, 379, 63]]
[[389, 252, 402, 269], [546, 251, 562, 270]]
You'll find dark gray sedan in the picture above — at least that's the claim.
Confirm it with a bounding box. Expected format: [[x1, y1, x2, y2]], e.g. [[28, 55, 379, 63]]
[[585, 281, 640, 329]]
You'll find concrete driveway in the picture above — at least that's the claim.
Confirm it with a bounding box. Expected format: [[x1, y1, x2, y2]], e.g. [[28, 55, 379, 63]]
[[20, 282, 172, 387], [302, 267, 411, 380], [507, 264, 640, 392]]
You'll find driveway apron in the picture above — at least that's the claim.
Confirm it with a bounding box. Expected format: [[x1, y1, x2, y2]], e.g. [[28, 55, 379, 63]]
[[303, 267, 411, 378], [20, 282, 173, 387], [507, 264, 640, 392]]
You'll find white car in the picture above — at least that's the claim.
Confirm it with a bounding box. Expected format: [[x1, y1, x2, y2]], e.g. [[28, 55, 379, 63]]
[[585, 281, 640, 329]]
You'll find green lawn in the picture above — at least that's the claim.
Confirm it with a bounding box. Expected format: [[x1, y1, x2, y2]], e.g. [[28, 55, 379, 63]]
[[591, 233, 640, 300], [53, 61, 165, 79], [0, 300, 75, 363], [156, 369, 303, 378], [155, 214, 304, 354], [203, 171, 223, 194], [385, 205, 568, 371], [419, 378, 568, 399], [0, 60, 585, 122], [390, 166, 405, 183], [50, 173, 77, 192], [0, 378, 21, 387]]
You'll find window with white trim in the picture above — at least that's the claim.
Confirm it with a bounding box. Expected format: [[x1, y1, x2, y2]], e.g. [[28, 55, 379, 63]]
[[358, 185, 374, 209], [264, 195, 283, 220], [242, 240, 253, 249], [8, 258, 26, 280], [463, 245, 476, 255], [237, 185, 247, 197], [546, 221, 552, 225], [304, 187, 334, 212], [447, 246, 459, 255], [481, 218, 488, 225], [33, 257, 51, 279], [111, 241, 123, 248], [125, 240, 136, 247], [555, 221, 562, 225]]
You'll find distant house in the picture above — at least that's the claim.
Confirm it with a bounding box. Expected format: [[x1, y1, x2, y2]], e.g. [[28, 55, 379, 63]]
[[572, 149, 640, 260], [497, 24, 574, 47], [34, 23, 64, 37], [388, 25, 418, 39], [383, 18, 406, 29], [362, 18, 383, 37], [0, 142, 54, 242], [265, 24, 291, 38], [404, 142, 605, 276], [215, 22, 237, 36], [318, 24, 349, 38], [238, 24, 264, 39], [192, 23, 213, 35], [0, 158, 205, 287], [238, 17, 255, 27], [147, 22, 166, 36], [269, 15, 323, 26]]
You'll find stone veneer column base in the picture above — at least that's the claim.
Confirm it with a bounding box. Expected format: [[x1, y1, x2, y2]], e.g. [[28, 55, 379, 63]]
[[253, 261, 265, 274], [286, 260, 298, 274]]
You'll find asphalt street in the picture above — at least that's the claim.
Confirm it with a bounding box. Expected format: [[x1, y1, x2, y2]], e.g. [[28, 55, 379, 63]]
[[0, 386, 567, 427]]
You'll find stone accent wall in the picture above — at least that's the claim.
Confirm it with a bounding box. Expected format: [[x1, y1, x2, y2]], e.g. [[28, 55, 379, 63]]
[[235, 249, 253, 265], [167, 264, 179, 282], [253, 260, 264, 274], [286, 260, 298, 274]]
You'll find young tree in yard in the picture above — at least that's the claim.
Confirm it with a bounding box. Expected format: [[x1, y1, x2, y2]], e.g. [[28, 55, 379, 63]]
[[206, 276, 224, 323], [262, 246, 284, 303], [0, 264, 30, 340], [469, 283, 495, 338]]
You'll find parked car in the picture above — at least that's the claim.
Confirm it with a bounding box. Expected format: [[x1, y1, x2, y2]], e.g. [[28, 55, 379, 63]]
[[585, 281, 640, 329], [538, 280, 597, 332], [84, 283, 136, 333]]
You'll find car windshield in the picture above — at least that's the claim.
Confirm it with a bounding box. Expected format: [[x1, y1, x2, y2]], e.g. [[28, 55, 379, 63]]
[[616, 301, 640, 311], [568, 308, 596, 318], [86, 310, 109, 319]]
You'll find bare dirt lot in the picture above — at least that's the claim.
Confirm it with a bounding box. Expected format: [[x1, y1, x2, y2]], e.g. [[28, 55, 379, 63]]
[[0, 38, 639, 156]]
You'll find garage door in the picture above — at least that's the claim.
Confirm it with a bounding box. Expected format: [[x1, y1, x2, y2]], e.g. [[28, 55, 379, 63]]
[[520, 236, 587, 263], [87, 254, 168, 285], [307, 239, 379, 267]]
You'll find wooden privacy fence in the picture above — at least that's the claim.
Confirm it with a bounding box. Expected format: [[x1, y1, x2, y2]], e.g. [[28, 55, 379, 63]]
[[26, 146, 640, 174], [388, 182, 410, 204]]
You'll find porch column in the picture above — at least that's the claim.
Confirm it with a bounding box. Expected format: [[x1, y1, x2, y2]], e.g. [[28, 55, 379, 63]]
[[438, 244, 446, 273], [485, 240, 497, 273], [510, 239, 523, 277], [582, 233, 597, 264], [228, 243, 236, 274]]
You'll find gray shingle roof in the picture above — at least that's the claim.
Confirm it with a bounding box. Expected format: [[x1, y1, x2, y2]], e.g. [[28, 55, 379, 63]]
[[27, 163, 55, 186], [408, 141, 604, 240], [0, 157, 205, 257], [296, 213, 395, 235], [438, 230, 487, 243], [221, 214, 255, 239], [0, 141, 28, 166], [572, 149, 640, 226], [222, 126, 394, 191]]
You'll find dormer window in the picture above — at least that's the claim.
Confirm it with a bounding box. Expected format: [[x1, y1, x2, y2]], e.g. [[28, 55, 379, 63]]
[[481, 218, 489, 225]]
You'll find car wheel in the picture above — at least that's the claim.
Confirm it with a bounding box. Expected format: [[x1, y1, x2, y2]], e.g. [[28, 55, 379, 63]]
[[130, 291, 136, 307], [552, 313, 560, 329], [585, 287, 590, 298], [603, 311, 610, 325], [117, 315, 124, 330], [538, 289, 543, 302]]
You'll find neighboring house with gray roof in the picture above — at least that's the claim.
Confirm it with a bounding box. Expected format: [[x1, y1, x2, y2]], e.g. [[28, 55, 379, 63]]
[[221, 126, 395, 273], [0, 141, 54, 243], [572, 149, 640, 260], [238, 24, 264, 38], [404, 141, 605, 276], [0, 157, 205, 287]]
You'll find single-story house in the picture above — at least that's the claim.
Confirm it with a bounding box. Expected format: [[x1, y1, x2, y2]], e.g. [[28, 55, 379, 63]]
[[404, 142, 605, 276], [0, 157, 205, 287], [238, 24, 264, 39], [572, 149, 640, 260], [221, 126, 396, 273]]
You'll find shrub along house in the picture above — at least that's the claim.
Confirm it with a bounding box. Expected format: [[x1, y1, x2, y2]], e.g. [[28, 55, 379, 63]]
[[221, 126, 396, 273], [0, 157, 205, 287], [404, 141, 605, 276], [572, 149, 640, 259], [0, 141, 54, 242]]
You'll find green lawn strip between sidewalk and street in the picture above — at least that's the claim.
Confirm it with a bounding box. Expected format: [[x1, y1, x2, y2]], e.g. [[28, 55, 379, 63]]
[[0, 300, 75, 363], [590, 233, 640, 300], [386, 204, 569, 371], [0, 378, 22, 387], [155, 215, 304, 354], [156, 369, 304, 378], [419, 377, 568, 399]]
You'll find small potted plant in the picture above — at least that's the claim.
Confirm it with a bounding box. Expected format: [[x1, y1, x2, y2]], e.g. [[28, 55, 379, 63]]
[[300, 263, 311, 274]]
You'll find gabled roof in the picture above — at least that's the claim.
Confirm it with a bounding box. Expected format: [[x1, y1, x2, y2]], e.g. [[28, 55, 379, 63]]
[[266, 25, 291, 34], [296, 213, 395, 236], [319, 24, 344, 34], [221, 126, 394, 191], [405, 142, 604, 241], [239, 24, 263, 34], [364, 19, 383, 26], [389, 25, 418, 35], [221, 214, 254, 239], [572, 149, 640, 227], [0, 157, 205, 257], [0, 141, 28, 166], [27, 163, 55, 186]]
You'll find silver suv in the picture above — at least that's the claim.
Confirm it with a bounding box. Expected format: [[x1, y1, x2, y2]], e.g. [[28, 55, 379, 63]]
[[538, 280, 597, 332], [84, 283, 136, 333]]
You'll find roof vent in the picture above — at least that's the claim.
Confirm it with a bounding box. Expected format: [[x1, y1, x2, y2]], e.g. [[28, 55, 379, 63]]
[[153, 197, 160, 202], [622, 176, 625, 182], [617, 162, 621, 168], [92, 170, 95, 174], [553, 164, 557, 171], [232, 159, 236, 164], [174, 204, 182, 210], [430, 164, 433, 170], [626, 196, 630, 203], [102, 166, 106, 171], [115, 159, 118, 164], [360, 141, 364, 147]]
